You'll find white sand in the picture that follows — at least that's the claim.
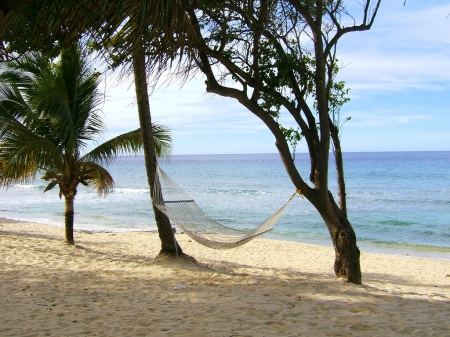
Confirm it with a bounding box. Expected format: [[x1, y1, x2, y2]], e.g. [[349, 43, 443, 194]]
[[1, 218, 449, 336]]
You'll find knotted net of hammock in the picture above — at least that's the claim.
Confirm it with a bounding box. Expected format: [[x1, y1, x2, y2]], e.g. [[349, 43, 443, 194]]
[[152, 165, 297, 249]]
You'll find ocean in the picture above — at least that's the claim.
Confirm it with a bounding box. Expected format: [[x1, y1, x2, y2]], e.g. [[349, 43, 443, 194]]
[[1, 152, 449, 259]]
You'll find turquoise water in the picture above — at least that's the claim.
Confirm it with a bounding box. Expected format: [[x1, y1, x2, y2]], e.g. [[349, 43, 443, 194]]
[[1, 152, 449, 259]]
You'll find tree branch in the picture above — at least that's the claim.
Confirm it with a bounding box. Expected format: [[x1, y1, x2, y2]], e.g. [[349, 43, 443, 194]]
[[324, 0, 381, 57]]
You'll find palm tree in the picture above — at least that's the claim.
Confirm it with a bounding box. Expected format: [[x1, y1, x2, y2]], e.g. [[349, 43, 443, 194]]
[[93, 4, 192, 256], [0, 43, 172, 245], [0, 0, 190, 255]]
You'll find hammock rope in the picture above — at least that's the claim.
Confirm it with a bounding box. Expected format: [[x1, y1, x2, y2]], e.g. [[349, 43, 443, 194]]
[[153, 165, 301, 249]]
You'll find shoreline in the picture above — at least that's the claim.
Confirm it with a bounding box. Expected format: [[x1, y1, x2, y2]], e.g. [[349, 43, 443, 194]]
[[1, 218, 450, 336], [2, 215, 449, 262]]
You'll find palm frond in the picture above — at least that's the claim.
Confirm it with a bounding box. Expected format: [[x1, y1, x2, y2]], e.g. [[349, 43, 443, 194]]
[[0, 69, 36, 123], [43, 180, 58, 192], [0, 97, 65, 188], [25, 63, 74, 146], [0, 131, 65, 187], [60, 45, 106, 149], [77, 161, 114, 197], [2, 53, 51, 76], [0, 92, 57, 140], [81, 128, 143, 166], [0, 69, 32, 90], [18, 44, 106, 154], [82, 122, 172, 166], [151, 123, 172, 157]]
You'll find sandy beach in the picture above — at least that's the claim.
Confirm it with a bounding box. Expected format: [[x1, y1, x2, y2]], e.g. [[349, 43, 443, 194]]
[[1, 218, 449, 337]]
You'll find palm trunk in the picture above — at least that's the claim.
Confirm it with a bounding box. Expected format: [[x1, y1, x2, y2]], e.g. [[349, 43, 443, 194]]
[[132, 44, 182, 255], [64, 196, 75, 245]]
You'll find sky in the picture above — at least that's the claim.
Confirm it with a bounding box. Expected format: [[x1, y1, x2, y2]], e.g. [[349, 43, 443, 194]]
[[100, 1, 450, 155]]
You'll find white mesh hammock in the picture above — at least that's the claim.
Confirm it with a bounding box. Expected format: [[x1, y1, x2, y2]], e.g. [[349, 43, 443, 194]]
[[152, 165, 301, 249]]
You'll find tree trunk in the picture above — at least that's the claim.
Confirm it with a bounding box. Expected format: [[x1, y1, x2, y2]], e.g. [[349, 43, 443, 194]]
[[184, 1, 371, 283], [321, 193, 361, 284], [330, 121, 347, 217], [64, 196, 75, 245], [277, 139, 361, 284], [132, 45, 182, 255], [200, 57, 363, 283]]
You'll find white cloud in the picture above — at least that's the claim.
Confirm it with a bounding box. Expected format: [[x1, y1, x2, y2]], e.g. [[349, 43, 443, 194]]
[[337, 2, 450, 92], [343, 105, 436, 128], [395, 114, 432, 124], [97, 1, 450, 154]]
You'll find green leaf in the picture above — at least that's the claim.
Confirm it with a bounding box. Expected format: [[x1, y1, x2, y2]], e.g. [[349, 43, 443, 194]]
[[44, 180, 58, 193]]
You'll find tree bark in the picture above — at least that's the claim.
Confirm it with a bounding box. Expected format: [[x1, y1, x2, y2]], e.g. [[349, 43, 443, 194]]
[[132, 45, 182, 255], [330, 122, 347, 217], [277, 137, 361, 284], [321, 192, 361, 284], [64, 196, 75, 245]]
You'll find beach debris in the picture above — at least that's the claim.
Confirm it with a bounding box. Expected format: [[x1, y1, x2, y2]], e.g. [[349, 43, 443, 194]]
[[172, 283, 186, 290]]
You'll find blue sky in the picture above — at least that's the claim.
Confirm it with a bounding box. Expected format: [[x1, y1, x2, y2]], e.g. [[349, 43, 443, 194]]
[[100, 1, 450, 155]]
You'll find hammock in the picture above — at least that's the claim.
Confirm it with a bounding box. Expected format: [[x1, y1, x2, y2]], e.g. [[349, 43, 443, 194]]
[[152, 165, 300, 249]]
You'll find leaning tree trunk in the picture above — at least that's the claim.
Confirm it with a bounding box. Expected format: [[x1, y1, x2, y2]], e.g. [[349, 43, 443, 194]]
[[294, 177, 361, 284], [64, 196, 75, 245], [132, 45, 182, 255], [319, 193, 361, 284], [276, 140, 362, 284]]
